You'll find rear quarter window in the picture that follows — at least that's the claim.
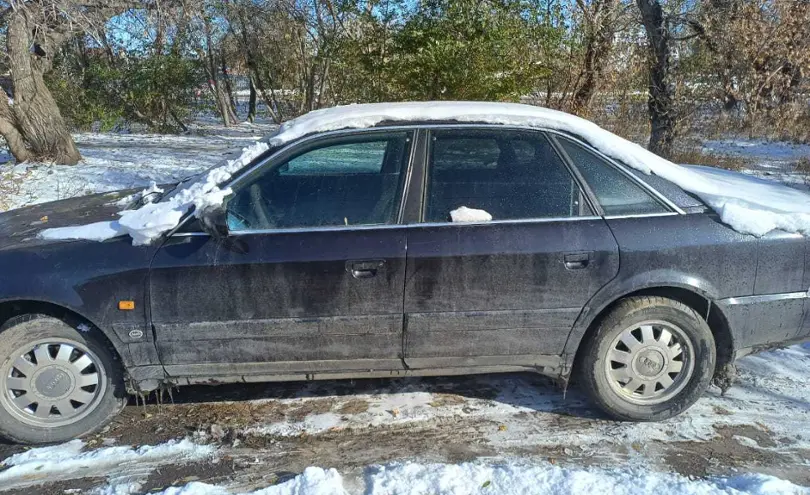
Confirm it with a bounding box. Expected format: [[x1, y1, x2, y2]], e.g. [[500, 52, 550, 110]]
[[558, 138, 670, 216]]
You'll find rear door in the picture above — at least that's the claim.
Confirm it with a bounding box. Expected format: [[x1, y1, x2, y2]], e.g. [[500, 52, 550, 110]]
[[149, 129, 414, 380], [402, 128, 620, 372]]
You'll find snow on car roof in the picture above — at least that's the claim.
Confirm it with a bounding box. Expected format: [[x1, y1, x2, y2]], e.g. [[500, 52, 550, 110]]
[[40, 101, 810, 245]]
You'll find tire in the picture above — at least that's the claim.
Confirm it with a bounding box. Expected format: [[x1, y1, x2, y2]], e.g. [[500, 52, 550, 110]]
[[578, 296, 716, 421], [0, 315, 127, 444]]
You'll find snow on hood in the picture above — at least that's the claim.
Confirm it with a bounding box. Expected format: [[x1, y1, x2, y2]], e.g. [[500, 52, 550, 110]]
[[40, 141, 269, 245], [40, 102, 810, 244]]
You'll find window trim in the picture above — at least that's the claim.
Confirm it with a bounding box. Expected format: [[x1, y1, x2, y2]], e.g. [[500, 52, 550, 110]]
[[420, 127, 600, 223], [171, 214, 607, 238]]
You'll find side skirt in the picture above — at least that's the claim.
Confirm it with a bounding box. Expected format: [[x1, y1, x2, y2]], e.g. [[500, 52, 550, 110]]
[[160, 355, 565, 387]]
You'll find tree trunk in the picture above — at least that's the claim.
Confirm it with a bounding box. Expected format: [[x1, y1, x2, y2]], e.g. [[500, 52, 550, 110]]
[[0, 93, 32, 163], [247, 77, 258, 123], [210, 78, 239, 126], [572, 0, 619, 115], [255, 74, 283, 124], [3, 8, 81, 164], [637, 0, 676, 159], [220, 51, 238, 117], [200, 12, 238, 127]]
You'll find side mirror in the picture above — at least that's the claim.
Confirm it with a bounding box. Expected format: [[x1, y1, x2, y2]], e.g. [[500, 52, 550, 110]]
[[198, 204, 229, 239]]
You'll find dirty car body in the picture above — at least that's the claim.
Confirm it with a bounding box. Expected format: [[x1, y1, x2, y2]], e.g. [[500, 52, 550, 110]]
[[1, 121, 809, 442]]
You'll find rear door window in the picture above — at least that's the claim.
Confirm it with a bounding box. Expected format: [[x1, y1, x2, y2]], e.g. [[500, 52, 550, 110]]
[[424, 129, 591, 222]]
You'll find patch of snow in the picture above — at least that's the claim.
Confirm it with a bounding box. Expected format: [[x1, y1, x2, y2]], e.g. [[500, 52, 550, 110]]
[[245, 412, 343, 437], [733, 435, 760, 448], [148, 461, 807, 495], [39, 219, 123, 242], [703, 139, 810, 163], [76, 323, 91, 333], [0, 438, 215, 492], [92, 482, 144, 495], [156, 467, 344, 495], [450, 206, 493, 223]]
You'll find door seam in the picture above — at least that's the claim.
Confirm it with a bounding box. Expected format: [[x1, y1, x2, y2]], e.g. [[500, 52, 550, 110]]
[[401, 233, 411, 369]]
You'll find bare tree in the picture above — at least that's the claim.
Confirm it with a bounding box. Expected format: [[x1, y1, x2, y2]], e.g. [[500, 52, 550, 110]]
[[0, 0, 136, 164], [181, 0, 238, 126], [571, 0, 621, 115], [700, 0, 810, 135], [636, 0, 676, 158]]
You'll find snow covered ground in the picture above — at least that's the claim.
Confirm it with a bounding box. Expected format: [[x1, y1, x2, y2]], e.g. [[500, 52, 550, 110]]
[[0, 121, 275, 212], [1, 123, 810, 494], [3, 444, 809, 494], [701, 139, 810, 190]]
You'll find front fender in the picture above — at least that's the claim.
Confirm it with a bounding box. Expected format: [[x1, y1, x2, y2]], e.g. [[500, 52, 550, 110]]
[[0, 238, 158, 368]]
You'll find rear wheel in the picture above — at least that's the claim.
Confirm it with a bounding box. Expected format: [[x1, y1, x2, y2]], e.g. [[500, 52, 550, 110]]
[[0, 315, 126, 444], [578, 296, 716, 421]]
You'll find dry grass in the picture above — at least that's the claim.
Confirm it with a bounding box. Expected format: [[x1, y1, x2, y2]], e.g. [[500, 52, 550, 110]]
[[670, 146, 748, 170], [0, 167, 26, 211], [794, 156, 810, 174], [338, 398, 370, 415]]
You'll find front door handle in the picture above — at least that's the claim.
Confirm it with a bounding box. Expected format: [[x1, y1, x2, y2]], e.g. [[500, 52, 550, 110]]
[[346, 260, 385, 279], [564, 252, 591, 270]]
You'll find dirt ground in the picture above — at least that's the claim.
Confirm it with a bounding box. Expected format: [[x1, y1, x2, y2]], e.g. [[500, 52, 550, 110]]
[[2, 370, 808, 494]]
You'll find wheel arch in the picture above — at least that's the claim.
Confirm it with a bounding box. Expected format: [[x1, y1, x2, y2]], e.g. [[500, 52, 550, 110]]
[[564, 285, 734, 381], [0, 299, 130, 366]]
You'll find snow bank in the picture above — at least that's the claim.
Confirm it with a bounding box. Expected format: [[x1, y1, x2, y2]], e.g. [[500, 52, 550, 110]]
[[148, 461, 807, 495], [365, 461, 808, 495], [156, 467, 345, 495], [0, 438, 215, 487], [39, 142, 269, 245], [40, 102, 810, 244]]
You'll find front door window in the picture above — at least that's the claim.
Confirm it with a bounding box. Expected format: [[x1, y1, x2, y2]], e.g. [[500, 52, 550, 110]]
[[226, 133, 412, 230]]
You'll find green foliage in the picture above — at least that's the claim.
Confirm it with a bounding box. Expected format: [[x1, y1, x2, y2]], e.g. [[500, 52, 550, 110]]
[[389, 0, 561, 101], [49, 51, 201, 133], [47, 73, 125, 132]]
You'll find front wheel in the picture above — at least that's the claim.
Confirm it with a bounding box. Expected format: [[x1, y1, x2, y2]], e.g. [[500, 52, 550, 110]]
[[578, 296, 716, 421], [0, 315, 127, 444]]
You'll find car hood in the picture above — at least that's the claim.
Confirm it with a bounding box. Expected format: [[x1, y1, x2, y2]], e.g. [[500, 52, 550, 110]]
[[0, 189, 138, 250]]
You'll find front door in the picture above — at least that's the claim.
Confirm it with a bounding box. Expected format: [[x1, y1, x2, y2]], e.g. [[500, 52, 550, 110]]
[[403, 128, 620, 372], [149, 130, 414, 380]]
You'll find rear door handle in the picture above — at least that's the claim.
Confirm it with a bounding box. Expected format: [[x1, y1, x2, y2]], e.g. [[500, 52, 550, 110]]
[[346, 260, 385, 279], [564, 252, 591, 270]]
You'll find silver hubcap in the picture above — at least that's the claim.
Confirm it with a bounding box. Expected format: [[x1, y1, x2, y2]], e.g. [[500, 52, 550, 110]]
[[605, 321, 695, 405], [1, 340, 105, 427]]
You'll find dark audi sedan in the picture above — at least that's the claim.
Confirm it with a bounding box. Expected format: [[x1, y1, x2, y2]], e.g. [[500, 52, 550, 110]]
[[1, 102, 809, 444]]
